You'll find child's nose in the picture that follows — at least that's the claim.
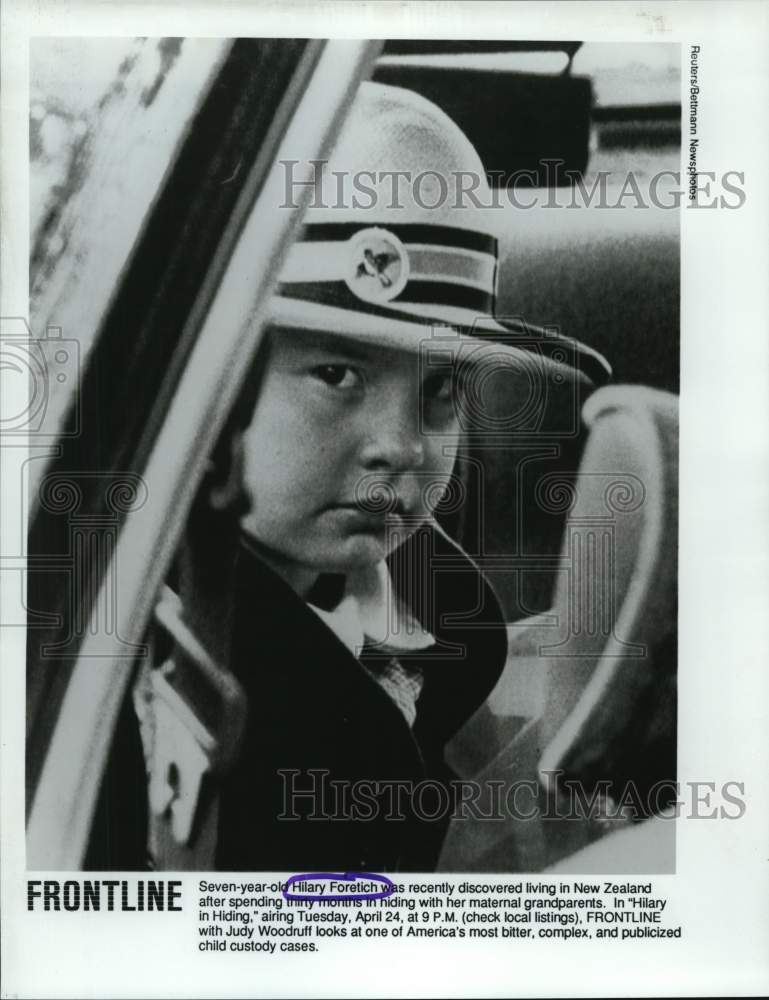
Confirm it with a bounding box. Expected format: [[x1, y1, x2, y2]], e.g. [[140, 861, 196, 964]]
[[359, 400, 425, 472]]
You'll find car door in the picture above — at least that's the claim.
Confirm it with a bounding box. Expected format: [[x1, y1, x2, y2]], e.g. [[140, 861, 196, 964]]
[[26, 37, 381, 870]]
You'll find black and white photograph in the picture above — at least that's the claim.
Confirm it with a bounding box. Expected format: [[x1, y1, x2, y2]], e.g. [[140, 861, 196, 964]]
[[2, 3, 769, 998], [24, 36, 681, 875]]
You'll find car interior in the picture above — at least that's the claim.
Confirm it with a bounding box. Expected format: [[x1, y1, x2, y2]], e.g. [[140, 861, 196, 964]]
[[26, 38, 679, 872]]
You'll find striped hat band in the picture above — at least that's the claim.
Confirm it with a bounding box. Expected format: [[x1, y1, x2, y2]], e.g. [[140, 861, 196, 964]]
[[278, 222, 498, 317]]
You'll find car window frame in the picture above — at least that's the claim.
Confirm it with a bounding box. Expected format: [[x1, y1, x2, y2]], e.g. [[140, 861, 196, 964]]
[[26, 38, 382, 870]]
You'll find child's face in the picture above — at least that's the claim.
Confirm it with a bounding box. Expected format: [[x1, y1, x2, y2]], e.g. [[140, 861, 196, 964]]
[[241, 328, 461, 584]]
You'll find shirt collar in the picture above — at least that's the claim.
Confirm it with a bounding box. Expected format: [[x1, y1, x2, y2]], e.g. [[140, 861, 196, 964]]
[[308, 559, 435, 658]]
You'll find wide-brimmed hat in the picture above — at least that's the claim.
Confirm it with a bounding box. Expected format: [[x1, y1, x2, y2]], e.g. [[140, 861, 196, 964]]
[[269, 81, 611, 386]]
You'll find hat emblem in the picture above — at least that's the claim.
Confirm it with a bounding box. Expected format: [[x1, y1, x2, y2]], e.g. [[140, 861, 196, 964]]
[[344, 227, 410, 304]]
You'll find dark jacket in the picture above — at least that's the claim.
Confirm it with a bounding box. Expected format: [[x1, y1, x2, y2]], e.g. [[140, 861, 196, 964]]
[[215, 522, 507, 872], [86, 521, 506, 872]]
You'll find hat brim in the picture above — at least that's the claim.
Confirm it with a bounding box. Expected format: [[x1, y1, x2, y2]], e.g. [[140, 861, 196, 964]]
[[268, 295, 611, 387]]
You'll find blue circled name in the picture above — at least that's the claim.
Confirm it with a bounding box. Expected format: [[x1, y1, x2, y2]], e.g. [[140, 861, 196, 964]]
[[283, 871, 394, 902]]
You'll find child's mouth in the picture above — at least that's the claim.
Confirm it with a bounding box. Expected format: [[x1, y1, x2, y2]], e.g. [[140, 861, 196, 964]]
[[333, 498, 410, 518], [329, 502, 414, 533]]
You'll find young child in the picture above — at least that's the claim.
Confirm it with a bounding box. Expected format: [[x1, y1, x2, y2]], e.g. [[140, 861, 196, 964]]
[[92, 80, 609, 874], [212, 82, 610, 872]]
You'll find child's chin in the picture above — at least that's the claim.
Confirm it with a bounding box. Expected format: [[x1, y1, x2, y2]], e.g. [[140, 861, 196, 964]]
[[311, 520, 423, 573], [322, 534, 390, 571]]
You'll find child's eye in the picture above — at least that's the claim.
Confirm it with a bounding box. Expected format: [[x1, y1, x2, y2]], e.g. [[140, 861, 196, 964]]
[[311, 364, 362, 389]]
